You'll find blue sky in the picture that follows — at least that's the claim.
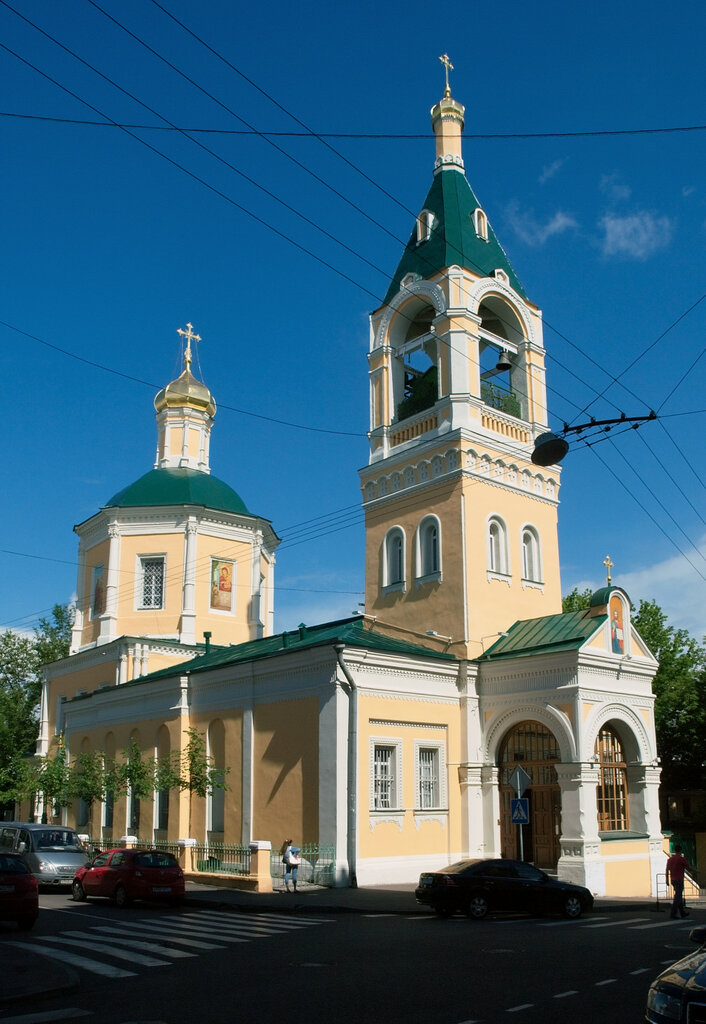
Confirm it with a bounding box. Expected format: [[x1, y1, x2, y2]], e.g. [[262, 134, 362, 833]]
[[2, 0, 705, 640]]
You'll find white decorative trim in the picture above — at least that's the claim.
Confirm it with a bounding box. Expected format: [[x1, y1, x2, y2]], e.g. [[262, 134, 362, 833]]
[[369, 813, 405, 832], [413, 812, 448, 830]]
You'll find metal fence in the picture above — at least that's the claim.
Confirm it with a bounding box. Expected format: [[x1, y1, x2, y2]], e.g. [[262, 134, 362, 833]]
[[192, 843, 251, 876], [271, 843, 336, 887]]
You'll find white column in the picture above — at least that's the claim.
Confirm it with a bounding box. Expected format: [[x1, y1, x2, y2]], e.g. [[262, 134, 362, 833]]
[[481, 765, 501, 858], [555, 762, 603, 892], [71, 540, 86, 653], [249, 531, 264, 638], [241, 705, 254, 845], [99, 523, 120, 643], [181, 519, 198, 644]]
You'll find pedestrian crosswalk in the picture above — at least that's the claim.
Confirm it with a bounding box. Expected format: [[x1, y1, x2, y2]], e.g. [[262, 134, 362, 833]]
[[6, 909, 333, 979]]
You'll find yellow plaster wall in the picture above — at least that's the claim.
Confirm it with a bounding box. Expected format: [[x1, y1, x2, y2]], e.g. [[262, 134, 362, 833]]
[[117, 533, 185, 636], [252, 698, 319, 848], [601, 839, 652, 897], [187, 426, 200, 458], [358, 693, 461, 862], [169, 429, 182, 457], [80, 538, 111, 646]]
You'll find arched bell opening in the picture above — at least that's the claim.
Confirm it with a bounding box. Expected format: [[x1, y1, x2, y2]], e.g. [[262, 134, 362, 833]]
[[498, 720, 562, 870], [478, 297, 525, 420], [389, 299, 439, 423]]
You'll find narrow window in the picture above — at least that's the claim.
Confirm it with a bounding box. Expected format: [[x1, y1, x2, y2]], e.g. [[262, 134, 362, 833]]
[[418, 516, 441, 578], [521, 527, 542, 582], [595, 727, 629, 831], [474, 208, 488, 240], [418, 748, 439, 809], [91, 565, 105, 619], [140, 557, 164, 609], [373, 746, 396, 809], [385, 529, 405, 587], [416, 209, 435, 244], [157, 789, 169, 832], [488, 517, 509, 576]]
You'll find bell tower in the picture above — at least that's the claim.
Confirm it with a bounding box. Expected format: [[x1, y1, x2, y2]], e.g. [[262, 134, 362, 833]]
[[360, 59, 563, 659]]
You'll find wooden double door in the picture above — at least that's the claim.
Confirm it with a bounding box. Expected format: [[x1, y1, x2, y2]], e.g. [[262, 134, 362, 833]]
[[498, 721, 562, 871]]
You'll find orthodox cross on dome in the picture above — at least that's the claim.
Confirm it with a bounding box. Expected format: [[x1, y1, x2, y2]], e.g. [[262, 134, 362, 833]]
[[439, 53, 454, 98], [177, 322, 202, 372], [603, 554, 614, 585]]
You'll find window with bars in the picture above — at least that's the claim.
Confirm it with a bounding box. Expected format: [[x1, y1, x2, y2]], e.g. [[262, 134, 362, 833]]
[[417, 747, 439, 809], [595, 726, 629, 831], [373, 745, 396, 809], [140, 557, 164, 609]]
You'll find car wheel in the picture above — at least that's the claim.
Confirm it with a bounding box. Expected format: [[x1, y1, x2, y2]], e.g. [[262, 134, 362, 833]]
[[466, 894, 489, 920], [16, 915, 37, 931], [71, 879, 86, 902], [114, 884, 131, 908], [562, 895, 583, 919]]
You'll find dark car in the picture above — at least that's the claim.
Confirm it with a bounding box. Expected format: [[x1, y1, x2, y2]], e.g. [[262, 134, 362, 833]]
[[646, 926, 706, 1022], [0, 852, 39, 930], [415, 857, 594, 919], [72, 848, 185, 907]]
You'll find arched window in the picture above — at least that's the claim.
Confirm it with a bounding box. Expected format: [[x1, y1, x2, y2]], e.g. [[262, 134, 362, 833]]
[[473, 208, 488, 240], [208, 719, 226, 835], [487, 516, 509, 577], [383, 528, 405, 589], [521, 526, 542, 583], [595, 726, 629, 831], [155, 725, 171, 834], [416, 209, 435, 244], [417, 516, 441, 579]]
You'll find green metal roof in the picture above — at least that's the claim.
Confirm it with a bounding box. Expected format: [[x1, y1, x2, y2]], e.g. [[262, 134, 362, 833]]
[[477, 610, 605, 663], [383, 168, 527, 305], [106, 468, 250, 516], [130, 616, 456, 685]]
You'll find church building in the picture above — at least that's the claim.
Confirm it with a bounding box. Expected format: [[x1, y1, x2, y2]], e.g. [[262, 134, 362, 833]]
[[36, 67, 663, 897]]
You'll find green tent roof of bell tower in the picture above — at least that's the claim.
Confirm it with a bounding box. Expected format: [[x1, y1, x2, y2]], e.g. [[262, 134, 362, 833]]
[[382, 168, 527, 307]]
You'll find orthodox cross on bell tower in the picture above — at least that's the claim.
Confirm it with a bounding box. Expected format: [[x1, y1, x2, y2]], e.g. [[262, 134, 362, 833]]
[[177, 321, 202, 373], [439, 53, 454, 98], [603, 555, 614, 585]]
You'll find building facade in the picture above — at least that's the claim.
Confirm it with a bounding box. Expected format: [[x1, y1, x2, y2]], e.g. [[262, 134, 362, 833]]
[[35, 77, 663, 897]]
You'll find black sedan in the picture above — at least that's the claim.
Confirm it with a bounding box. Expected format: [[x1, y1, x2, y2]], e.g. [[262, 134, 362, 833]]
[[415, 858, 594, 919], [646, 926, 706, 1022]]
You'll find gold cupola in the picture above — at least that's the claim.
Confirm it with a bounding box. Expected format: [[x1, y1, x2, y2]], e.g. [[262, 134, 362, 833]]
[[154, 323, 216, 473]]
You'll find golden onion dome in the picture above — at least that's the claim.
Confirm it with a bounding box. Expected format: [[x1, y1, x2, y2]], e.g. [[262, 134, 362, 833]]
[[154, 368, 216, 417]]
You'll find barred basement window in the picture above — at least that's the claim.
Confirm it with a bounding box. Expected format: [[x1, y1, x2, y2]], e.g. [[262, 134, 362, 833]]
[[596, 726, 629, 831], [373, 745, 396, 809], [140, 557, 164, 609]]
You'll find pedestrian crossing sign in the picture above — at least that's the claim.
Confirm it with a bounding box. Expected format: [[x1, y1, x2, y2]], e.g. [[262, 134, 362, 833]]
[[511, 797, 530, 825]]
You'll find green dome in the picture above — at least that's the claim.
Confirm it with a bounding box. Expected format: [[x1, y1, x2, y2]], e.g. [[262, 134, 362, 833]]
[[106, 468, 249, 515]]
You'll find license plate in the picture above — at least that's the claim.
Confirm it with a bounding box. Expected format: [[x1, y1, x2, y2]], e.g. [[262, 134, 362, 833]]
[[152, 886, 171, 894], [0, 885, 14, 893]]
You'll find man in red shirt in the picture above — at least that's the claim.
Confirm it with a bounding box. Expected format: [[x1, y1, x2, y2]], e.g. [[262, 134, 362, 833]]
[[666, 845, 691, 919]]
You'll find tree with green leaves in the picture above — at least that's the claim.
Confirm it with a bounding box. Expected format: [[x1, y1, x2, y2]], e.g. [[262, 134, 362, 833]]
[[180, 727, 229, 837], [0, 604, 74, 817]]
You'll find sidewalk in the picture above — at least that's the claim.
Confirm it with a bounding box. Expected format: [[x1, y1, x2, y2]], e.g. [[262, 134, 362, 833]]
[[3, 881, 704, 1008]]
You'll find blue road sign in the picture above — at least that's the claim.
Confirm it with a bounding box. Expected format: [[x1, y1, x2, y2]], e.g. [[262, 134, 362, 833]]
[[511, 797, 530, 825]]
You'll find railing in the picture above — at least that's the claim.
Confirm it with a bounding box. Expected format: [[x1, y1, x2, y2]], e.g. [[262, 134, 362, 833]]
[[655, 872, 702, 903], [193, 842, 251, 876], [271, 843, 336, 887]]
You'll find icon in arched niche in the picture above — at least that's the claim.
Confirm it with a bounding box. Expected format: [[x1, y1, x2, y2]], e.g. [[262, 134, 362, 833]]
[[609, 593, 625, 654]]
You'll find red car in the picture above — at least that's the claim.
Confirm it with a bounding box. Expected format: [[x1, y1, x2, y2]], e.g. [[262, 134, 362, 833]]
[[72, 848, 185, 907], [0, 852, 39, 930]]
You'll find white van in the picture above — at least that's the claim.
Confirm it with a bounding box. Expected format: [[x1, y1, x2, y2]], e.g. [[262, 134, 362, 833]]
[[0, 823, 90, 887]]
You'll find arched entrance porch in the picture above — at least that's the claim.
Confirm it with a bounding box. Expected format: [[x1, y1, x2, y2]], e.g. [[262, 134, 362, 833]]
[[499, 720, 561, 870]]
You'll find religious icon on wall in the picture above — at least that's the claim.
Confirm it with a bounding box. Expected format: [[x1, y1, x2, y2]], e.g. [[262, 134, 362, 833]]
[[92, 565, 105, 618], [609, 594, 624, 655], [211, 559, 234, 611]]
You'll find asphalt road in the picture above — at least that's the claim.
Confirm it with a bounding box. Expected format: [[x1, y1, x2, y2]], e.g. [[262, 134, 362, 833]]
[[2, 891, 702, 1023]]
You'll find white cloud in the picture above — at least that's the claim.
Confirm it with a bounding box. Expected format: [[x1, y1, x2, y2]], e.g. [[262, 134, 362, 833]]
[[682, 185, 696, 198], [599, 211, 673, 260], [539, 159, 566, 184], [505, 201, 578, 247], [600, 172, 631, 203]]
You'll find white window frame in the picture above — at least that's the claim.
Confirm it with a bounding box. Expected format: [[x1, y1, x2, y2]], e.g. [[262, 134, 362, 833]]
[[414, 741, 446, 810], [382, 527, 405, 593], [416, 209, 435, 244], [416, 515, 442, 584], [136, 555, 165, 610], [90, 564, 105, 620], [487, 516, 511, 582], [521, 525, 543, 588], [370, 738, 403, 811], [473, 207, 489, 241]]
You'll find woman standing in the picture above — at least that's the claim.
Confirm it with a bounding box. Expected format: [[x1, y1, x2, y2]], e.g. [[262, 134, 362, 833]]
[[280, 838, 300, 892]]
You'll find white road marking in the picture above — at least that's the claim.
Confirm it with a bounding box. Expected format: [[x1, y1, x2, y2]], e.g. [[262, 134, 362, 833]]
[[584, 917, 649, 928], [0, 1009, 93, 1023], [595, 978, 617, 986], [36, 935, 170, 967], [506, 1004, 534, 1012], [63, 929, 195, 957], [630, 968, 651, 974], [92, 923, 224, 950], [630, 920, 694, 930], [5, 941, 135, 978], [553, 991, 578, 998]]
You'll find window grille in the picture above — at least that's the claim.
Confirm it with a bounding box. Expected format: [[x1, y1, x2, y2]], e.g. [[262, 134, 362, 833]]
[[141, 558, 164, 609], [596, 727, 629, 830], [374, 746, 395, 809], [418, 748, 439, 808]]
